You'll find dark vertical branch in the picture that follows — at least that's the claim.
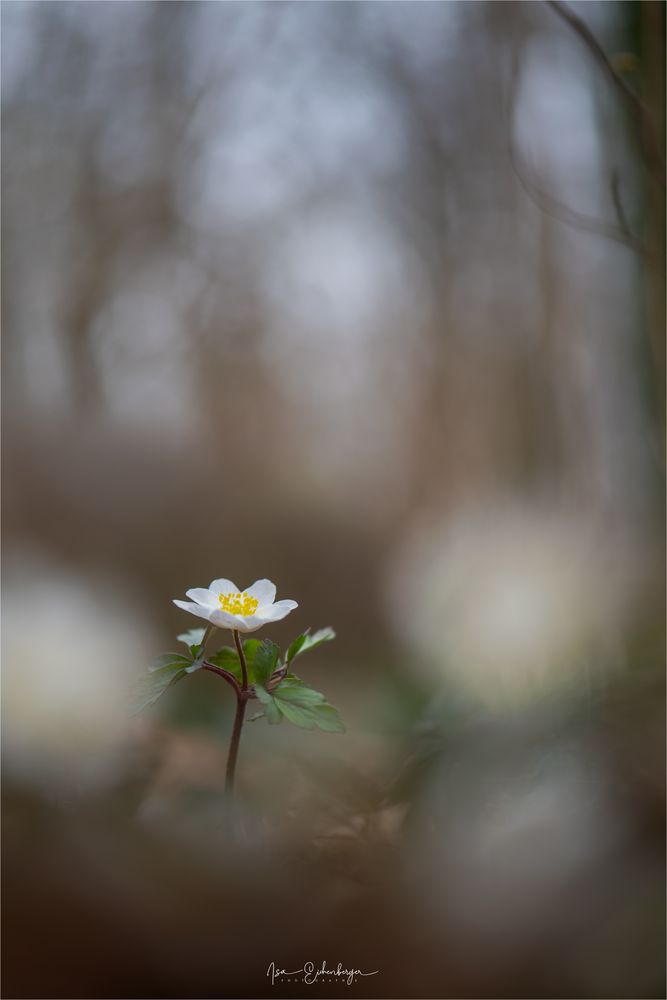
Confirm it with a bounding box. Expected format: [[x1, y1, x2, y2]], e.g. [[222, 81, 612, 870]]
[[547, 0, 665, 185]]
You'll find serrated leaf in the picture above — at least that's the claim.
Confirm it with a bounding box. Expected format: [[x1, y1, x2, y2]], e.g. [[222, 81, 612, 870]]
[[242, 639, 261, 673], [253, 639, 280, 686], [148, 652, 192, 673], [254, 683, 283, 724], [132, 664, 187, 714], [286, 629, 310, 663], [207, 640, 262, 683], [286, 627, 336, 664], [208, 646, 240, 666], [308, 703, 346, 733], [254, 683, 272, 705], [273, 696, 345, 733], [264, 699, 283, 725], [272, 678, 326, 707], [185, 655, 205, 674], [272, 699, 316, 729], [177, 628, 206, 648], [207, 646, 244, 682]]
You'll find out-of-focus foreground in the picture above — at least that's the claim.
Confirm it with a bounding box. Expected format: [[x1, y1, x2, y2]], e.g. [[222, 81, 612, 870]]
[[2, 2, 665, 998]]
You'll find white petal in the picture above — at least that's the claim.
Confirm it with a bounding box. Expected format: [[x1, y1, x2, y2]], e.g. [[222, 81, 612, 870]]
[[173, 599, 215, 623], [255, 599, 298, 623], [209, 608, 243, 629], [232, 616, 266, 633], [185, 588, 218, 608], [209, 578, 239, 595], [244, 579, 276, 607]]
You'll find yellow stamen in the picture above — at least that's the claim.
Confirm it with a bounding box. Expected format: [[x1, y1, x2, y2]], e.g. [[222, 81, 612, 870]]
[[218, 590, 259, 616]]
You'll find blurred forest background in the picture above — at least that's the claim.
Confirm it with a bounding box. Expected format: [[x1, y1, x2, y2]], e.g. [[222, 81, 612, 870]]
[[2, 2, 665, 998]]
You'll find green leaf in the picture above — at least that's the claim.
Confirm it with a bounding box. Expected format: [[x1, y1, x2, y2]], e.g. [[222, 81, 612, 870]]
[[286, 627, 336, 664], [264, 699, 283, 725], [254, 683, 272, 705], [273, 696, 345, 733], [272, 678, 326, 707], [132, 664, 187, 714], [307, 703, 346, 733], [149, 652, 192, 673], [242, 639, 261, 674], [286, 629, 310, 663], [208, 646, 239, 666], [255, 679, 342, 730], [208, 640, 259, 679], [206, 641, 264, 684], [177, 628, 206, 648], [253, 683, 283, 724], [253, 639, 280, 686], [207, 646, 243, 682], [272, 699, 317, 728]]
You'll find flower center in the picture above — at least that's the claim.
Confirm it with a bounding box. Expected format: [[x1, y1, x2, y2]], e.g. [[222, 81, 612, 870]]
[[218, 591, 259, 616]]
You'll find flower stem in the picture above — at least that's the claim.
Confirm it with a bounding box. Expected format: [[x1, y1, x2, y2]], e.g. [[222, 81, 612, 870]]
[[225, 629, 249, 800], [225, 693, 247, 798], [200, 623, 216, 657], [232, 628, 249, 690]]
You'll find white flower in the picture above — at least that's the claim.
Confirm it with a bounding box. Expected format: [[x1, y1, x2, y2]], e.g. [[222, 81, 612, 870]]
[[386, 503, 625, 709], [173, 578, 298, 633], [4, 557, 154, 788]]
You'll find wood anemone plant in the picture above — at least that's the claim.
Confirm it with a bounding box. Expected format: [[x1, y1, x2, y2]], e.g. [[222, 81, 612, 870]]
[[136, 578, 343, 807]]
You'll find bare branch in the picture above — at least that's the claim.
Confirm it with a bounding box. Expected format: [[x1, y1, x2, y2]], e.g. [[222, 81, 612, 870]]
[[506, 52, 655, 258], [547, 0, 665, 186], [610, 169, 633, 243]]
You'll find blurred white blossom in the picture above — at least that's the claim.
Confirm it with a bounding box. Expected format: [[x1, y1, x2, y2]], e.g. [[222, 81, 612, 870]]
[[3, 556, 155, 788], [387, 502, 633, 708]]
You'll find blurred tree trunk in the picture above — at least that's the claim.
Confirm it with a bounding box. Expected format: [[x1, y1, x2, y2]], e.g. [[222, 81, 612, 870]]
[[639, 0, 665, 438]]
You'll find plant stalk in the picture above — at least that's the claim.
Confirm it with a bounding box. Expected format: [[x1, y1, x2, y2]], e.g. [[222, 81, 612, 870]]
[[224, 629, 249, 799]]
